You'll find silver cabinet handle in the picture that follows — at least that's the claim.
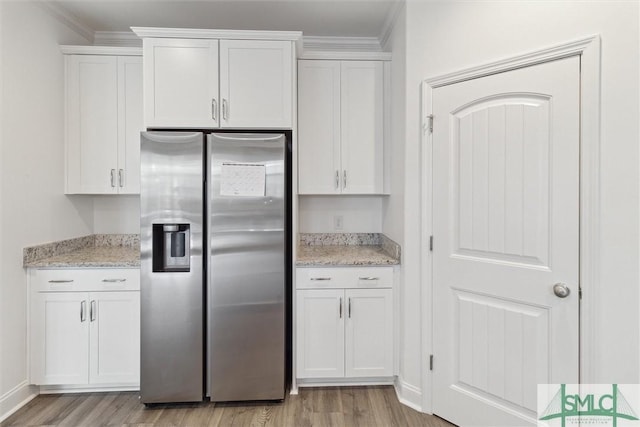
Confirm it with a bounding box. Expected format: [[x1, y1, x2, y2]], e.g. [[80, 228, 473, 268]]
[[90, 300, 96, 322], [102, 278, 127, 283], [343, 170, 347, 189], [339, 297, 343, 318], [110, 169, 116, 187], [80, 301, 86, 322], [358, 277, 380, 281], [118, 169, 124, 188], [310, 277, 332, 281], [348, 297, 352, 318], [212, 98, 217, 121], [48, 279, 73, 283], [222, 99, 228, 121], [335, 170, 340, 189]]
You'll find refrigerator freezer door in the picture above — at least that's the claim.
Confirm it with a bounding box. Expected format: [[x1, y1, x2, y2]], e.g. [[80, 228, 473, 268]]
[[140, 131, 204, 403], [207, 133, 286, 401]]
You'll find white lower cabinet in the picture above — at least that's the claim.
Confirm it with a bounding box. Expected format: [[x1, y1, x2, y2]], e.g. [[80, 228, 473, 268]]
[[296, 267, 393, 381], [30, 269, 140, 388]]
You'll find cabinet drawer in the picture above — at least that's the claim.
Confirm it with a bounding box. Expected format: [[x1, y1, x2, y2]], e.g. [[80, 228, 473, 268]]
[[31, 269, 140, 292], [296, 267, 393, 289]]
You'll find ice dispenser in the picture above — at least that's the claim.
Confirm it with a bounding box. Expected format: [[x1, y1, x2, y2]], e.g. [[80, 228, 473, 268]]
[[152, 224, 191, 272]]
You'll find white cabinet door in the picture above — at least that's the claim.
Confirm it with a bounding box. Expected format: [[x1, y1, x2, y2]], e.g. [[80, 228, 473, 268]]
[[117, 56, 143, 194], [219, 40, 292, 128], [143, 38, 219, 128], [345, 288, 393, 377], [296, 289, 345, 378], [340, 61, 384, 194], [297, 60, 341, 194], [89, 291, 140, 384], [66, 55, 118, 194], [31, 292, 89, 385]]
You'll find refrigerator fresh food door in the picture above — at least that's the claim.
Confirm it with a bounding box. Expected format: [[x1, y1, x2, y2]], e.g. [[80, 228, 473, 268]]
[[140, 131, 204, 404], [207, 133, 286, 401]]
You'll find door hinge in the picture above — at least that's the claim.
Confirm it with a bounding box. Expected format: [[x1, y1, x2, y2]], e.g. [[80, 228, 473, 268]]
[[579, 287, 583, 299], [429, 235, 433, 251], [426, 114, 434, 134], [429, 354, 434, 371]]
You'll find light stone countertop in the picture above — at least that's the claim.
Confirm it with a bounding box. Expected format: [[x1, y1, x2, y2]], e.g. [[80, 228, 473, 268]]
[[25, 246, 140, 268], [24, 234, 140, 268], [296, 245, 399, 266]]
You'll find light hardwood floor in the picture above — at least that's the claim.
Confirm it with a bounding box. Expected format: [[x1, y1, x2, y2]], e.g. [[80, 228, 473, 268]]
[[1, 386, 454, 426]]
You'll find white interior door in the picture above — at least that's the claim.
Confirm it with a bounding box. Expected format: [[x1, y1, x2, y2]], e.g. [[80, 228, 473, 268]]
[[432, 56, 580, 426]]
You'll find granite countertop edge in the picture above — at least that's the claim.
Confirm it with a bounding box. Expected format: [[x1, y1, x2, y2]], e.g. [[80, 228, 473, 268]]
[[295, 233, 401, 267], [23, 234, 141, 269]]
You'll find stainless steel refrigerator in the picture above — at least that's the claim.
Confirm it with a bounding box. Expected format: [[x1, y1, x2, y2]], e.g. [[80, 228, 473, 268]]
[[140, 131, 286, 404]]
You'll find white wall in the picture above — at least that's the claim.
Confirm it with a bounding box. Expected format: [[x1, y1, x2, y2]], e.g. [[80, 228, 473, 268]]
[[0, 1, 92, 418], [382, 2, 426, 408], [298, 195, 383, 233], [395, 0, 639, 411], [93, 196, 140, 234]]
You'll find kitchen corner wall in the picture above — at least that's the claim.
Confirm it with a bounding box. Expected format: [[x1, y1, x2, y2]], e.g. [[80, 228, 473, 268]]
[[298, 196, 383, 233], [93, 196, 140, 234], [0, 1, 93, 419]]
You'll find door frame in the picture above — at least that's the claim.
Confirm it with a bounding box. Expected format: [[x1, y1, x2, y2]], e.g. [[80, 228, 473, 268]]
[[420, 35, 602, 414]]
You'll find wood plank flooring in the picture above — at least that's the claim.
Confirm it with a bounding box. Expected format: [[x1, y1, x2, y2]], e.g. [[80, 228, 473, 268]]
[[1, 386, 454, 426]]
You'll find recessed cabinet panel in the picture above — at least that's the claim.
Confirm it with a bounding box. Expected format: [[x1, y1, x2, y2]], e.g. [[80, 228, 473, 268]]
[[345, 288, 393, 377], [32, 292, 89, 385], [66, 55, 118, 194], [219, 40, 292, 128], [118, 57, 143, 194], [144, 38, 219, 128], [297, 61, 341, 194], [296, 289, 345, 378], [340, 61, 384, 194], [90, 292, 140, 384]]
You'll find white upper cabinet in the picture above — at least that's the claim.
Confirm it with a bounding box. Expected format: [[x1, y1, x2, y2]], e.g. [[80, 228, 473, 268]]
[[143, 38, 219, 128], [297, 61, 341, 194], [142, 37, 293, 129], [298, 60, 385, 195], [219, 40, 293, 128], [64, 48, 143, 194], [340, 61, 384, 194]]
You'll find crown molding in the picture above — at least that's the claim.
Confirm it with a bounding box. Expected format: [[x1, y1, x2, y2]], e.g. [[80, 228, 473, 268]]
[[299, 51, 392, 61], [60, 45, 142, 56], [131, 27, 303, 42], [303, 36, 382, 52], [35, 1, 94, 43], [94, 31, 141, 47], [379, 0, 405, 51]]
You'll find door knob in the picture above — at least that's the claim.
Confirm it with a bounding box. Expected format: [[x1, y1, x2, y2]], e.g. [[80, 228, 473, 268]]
[[553, 282, 571, 298]]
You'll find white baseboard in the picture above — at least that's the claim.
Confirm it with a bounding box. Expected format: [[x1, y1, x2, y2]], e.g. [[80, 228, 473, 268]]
[[394, 378, 423, 412], [0, 381, 38, 423]]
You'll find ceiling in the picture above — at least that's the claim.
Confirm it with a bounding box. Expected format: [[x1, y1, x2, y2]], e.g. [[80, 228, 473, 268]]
[[54, 0, 398, 39]]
